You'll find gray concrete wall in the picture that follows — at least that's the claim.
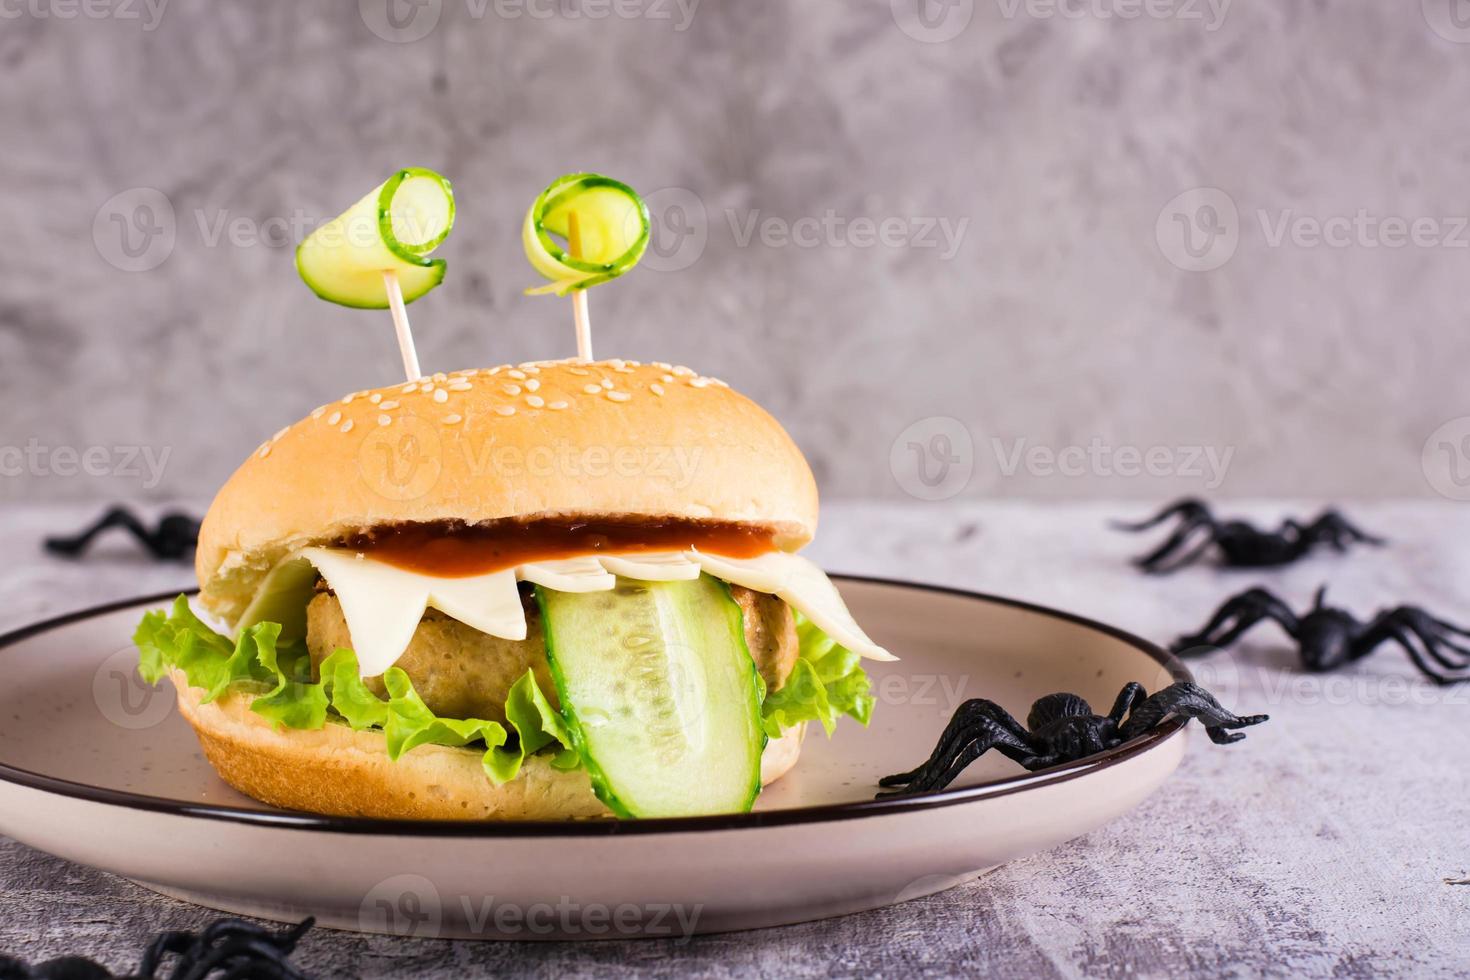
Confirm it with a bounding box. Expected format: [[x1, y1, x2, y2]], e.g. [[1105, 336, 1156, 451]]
[[4, 1, 1470, 504]]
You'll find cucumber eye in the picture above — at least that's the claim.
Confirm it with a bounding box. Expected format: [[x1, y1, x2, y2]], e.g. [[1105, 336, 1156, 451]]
[[523, 173, 650, 296], [295, 168, 456, 310]]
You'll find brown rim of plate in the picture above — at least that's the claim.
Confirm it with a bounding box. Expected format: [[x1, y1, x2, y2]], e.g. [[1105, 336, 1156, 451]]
[[0, 576, 1193, 839]]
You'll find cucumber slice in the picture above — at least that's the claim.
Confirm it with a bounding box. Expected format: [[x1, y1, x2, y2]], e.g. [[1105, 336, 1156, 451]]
[[523, 173, 650, 296], [295, 168, 455, 309], [536, 575, 765, 818]]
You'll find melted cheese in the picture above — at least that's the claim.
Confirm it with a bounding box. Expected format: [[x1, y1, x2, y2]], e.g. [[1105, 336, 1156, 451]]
[[242, 547, 896, 678]]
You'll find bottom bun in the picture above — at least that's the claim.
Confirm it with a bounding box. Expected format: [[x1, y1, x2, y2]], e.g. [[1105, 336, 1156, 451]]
[[170, 669, 805, 821]]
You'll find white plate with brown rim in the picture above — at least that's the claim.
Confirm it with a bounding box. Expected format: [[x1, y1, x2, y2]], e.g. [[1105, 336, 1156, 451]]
[[0, 576, 1191, 941]]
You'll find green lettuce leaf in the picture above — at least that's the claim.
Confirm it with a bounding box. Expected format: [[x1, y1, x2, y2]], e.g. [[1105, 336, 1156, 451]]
[[760, 612, 876, 739], [133, 595, 576, 785]]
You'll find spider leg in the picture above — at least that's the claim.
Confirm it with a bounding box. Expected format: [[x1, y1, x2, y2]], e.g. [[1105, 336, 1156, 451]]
[[1172, 587, 1301, 654], [1118, 682, 1268, 744], [1360, 611, 1470, 683], [877, 699, 1029, 787], [1307, 510, 1386, 549], [1132, 514, 1217, 573], [878, 711, 1037, 796], [43, 506, 152, 558], [1110, 498, 1211, 532], [1106, 682, 1148, 726]]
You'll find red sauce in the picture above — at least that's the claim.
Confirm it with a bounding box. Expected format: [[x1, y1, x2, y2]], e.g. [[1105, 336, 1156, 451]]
[[339, 519, 776, 578]]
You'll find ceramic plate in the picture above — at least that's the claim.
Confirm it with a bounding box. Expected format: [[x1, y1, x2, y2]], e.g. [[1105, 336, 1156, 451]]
[[0, 577, 1190, 940]]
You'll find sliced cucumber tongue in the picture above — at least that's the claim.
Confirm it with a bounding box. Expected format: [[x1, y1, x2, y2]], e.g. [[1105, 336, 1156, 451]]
[[523, 173, 650, 296], [295, 167, 455, 309], [537, 575, 765, 818]]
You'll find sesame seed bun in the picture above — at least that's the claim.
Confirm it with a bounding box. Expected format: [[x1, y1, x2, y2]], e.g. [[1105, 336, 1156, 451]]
[[171, 669, 806, 821], [196, 359, 819, 625]]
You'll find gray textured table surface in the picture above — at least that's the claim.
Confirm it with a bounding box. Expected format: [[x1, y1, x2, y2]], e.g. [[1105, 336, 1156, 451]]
[[1, 501, 1466, 978]]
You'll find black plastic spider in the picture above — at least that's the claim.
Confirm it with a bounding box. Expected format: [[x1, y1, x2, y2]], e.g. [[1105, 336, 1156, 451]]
[[43, 507, 201, 562], [0, 917, 313, 980], [1174, 586, 1470, 686], [877, 682, 1266, 798], [1112, 498, 1383, 573]]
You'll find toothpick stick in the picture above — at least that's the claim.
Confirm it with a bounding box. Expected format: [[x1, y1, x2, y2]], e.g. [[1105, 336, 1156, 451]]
[[567, 211, 594, 362], [382, 270, 422, 381]]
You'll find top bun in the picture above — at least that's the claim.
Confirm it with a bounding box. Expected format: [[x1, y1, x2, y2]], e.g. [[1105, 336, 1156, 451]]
[[196, 359, 819, 623]]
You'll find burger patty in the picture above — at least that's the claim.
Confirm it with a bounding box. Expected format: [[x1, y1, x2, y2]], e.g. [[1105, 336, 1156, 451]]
[[305, 584, 799, 724]]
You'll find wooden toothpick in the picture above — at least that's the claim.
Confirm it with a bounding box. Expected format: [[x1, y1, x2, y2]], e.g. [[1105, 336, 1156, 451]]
[[382, 270, 422, 381], [567, 211, 593, 362]]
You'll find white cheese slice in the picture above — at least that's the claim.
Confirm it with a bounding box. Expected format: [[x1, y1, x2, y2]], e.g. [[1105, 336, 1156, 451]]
[[517, 557, 616, 593], [298, 547, 525, 677], [243, 545, 896, 678], [691, 551, 896, 661], [598, 551, 702, 581]]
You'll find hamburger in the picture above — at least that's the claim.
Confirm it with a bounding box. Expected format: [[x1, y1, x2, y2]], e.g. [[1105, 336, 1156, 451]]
[[135, 358, 892, 820]]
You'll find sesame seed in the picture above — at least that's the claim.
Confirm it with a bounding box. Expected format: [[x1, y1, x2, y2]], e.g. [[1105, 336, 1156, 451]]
[[328, 411, 342, 425], [583, 384, 602, 394], [383, 400, 403, 410], [433, 372, 447, 382], [690, 378, 710, 388], [369, 393, 382, 404], [311, 406, 326, 419], [433, 389, 448, 403], [340, 420, 354, 433], [609, 358, 625, 368], [443, 413, 463, 424], [673, 366, 694, 376], [661, 374, 675, 383], [273, 427, 289, 441], [606, 390, 632, 403], [614, 365, 634, 374], [488, 366, 504, 376], [651, 384, 665, 396], [710, 378, 729, 387], [654, 361, 672, 370], [449, 382, 472, 391], [460, 369, 480, 377], [377, 414, 392, 427], [600, 378, 613, 389], [548, 400, 568, 410], [525, 378, 541, 392], [569, 367, 591, 377], [508, 369, 527, 380], [495, 405, 516, 416], [522, 365, 541, 375], [401, 383, 418, 394], [503, 384, 522, 396], [341, 394, 355, 404], [526, 395, 545, 408], [257, 444, 271, 459], [419, 382, 436, 393]]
